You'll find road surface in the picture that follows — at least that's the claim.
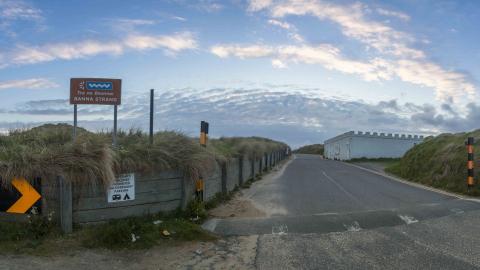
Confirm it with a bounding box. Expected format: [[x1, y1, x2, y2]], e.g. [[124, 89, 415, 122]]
[[206, 154, 480, 269]]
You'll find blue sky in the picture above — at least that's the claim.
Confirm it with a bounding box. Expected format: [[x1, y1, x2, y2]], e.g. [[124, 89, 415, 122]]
[[0, 0, 479, 146]]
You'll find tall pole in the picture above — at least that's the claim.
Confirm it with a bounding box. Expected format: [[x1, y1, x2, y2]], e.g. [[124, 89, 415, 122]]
[[149, 89, 154, 144], [73, 104, 77, 141], [113, 105, 118, 147]]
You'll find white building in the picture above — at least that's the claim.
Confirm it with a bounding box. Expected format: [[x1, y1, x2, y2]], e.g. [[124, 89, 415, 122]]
[[324, 131, 424, 160]]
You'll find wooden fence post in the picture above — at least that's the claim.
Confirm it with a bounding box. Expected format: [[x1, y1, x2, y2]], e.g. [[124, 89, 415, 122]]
[[58, 176, 72, 234]]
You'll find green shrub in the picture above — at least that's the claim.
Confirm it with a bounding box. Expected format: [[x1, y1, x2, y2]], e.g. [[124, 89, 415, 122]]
[[185, 199, 207, 221], [81, 215, 215, 250], [293, 144, 324, 155]]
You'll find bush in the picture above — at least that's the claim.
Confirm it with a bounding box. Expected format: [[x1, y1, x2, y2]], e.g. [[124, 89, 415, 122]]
[[293, 144, 324, 155]]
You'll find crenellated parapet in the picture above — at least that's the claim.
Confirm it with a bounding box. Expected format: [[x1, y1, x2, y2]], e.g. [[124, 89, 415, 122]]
[[325, 130, 424, 144]]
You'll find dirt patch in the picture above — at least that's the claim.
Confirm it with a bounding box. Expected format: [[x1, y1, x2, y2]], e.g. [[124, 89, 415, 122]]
[[0, 236, 258, 270], [208, 192, 266, 219]]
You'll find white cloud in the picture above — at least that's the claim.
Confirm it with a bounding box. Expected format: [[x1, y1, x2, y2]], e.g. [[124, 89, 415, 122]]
[[0, 0, 44, 36], [269, 1, 418, 58], [171, 16, 187, 22], [242, 0, 476, 103], [395, 59, 476, 101], [210, 42, 475, 100], [272, 59, 287, 68], [248, 0, 273, 12], [3, 32, 197, 67], [0, 0, 42, 21], [211, 43, 392, 81], [210, 44, 274, 59], [277, 45, 393, 81], [268, 19, 291, 30], [0, 78, 58, 90], [268, 19, 304, 42], [124, 32, 197, 52], [376, 8, 410, 21]]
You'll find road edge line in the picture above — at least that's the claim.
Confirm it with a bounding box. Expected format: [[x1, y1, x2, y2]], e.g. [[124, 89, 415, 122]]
[[344, 162, 480, 203]]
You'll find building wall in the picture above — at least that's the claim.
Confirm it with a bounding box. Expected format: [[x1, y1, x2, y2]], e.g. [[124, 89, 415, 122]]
[[324, 131, 423, 160]]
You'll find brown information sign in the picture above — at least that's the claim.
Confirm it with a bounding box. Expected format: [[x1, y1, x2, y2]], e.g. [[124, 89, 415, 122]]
[[70, 78, 121, 105]]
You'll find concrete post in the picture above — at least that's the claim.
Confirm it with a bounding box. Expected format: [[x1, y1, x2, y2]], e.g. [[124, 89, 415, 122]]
[[239, 157, 244, 186], [58, 176, 72, 234], [251, 158, 255, 180], [221, 162, 227, 194]]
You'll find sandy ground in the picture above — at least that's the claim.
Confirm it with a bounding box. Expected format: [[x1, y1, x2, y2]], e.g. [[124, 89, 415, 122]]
[[208, 193, 266, 219], [0, 236, 258, 270]]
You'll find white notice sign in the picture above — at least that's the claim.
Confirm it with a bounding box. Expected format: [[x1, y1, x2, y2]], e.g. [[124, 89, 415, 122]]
[[108, 173, 135, 203]]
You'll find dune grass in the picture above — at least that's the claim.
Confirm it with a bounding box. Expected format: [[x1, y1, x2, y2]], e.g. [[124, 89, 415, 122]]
[[0, 124, 287, 189], [293, 144, 324, 155], [385, 131, 480, 196], [209, 136, 288, 159]]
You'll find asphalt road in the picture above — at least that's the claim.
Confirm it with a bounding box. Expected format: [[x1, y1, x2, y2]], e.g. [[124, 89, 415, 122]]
[[206, 154, 480, 269]]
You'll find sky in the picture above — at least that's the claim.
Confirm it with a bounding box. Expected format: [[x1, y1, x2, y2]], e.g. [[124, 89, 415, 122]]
[[0, 0, 479, 147]]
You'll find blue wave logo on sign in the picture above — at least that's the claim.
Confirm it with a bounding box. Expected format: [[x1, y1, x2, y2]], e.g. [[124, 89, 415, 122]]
[[86, 81, 113, 91]]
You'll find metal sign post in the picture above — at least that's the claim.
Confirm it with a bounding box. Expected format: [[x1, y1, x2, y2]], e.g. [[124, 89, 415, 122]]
[[113, 105, 118, 147], [150, 89, 154, 144], [73, 104, 77, 140]]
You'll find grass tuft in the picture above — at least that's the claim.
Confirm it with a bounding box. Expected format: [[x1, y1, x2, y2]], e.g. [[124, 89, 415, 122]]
[[80, 215, 216, 250]]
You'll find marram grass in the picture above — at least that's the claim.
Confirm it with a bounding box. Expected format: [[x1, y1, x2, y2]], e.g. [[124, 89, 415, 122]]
[[386, 130, 480, 196], [0, 124, 287, 190]]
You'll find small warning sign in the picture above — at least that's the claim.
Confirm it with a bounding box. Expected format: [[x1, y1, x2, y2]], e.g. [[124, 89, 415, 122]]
[[108, 173, 135, 203]]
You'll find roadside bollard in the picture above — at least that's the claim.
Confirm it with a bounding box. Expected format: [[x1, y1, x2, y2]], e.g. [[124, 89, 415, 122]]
[[200, 121, 209, 147], [195, 177, 204, 202], [466, 137, 474, 188]]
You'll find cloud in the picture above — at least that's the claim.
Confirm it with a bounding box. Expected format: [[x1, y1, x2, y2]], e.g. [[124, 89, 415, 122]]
[[2, 32, 197, 67], [211, 44, 274, 58], [0, 78, 58, 90], [124, 32, 197, 52], [268, 19, 304, 42], [247, 0, 273, 12], [0, 0, 42, 21], [171, 16, 187, 22], [105, 18, 156, 32], [211, 43, 392, 80], [394, 59, 476, 101], [0, 0, 44, 36], [2, 87, 476, 148], [268, 1, 417, 56], [239, 0, 476, 104], [376, 8, 410, 21], [268, 19, 291, 30]]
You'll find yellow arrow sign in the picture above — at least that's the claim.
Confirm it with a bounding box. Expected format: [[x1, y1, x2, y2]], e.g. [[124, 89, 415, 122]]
[[6, 178, 41, 214]]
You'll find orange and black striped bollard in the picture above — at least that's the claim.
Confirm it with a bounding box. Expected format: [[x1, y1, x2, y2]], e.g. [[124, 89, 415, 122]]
[[467, 137, 474, 188]]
